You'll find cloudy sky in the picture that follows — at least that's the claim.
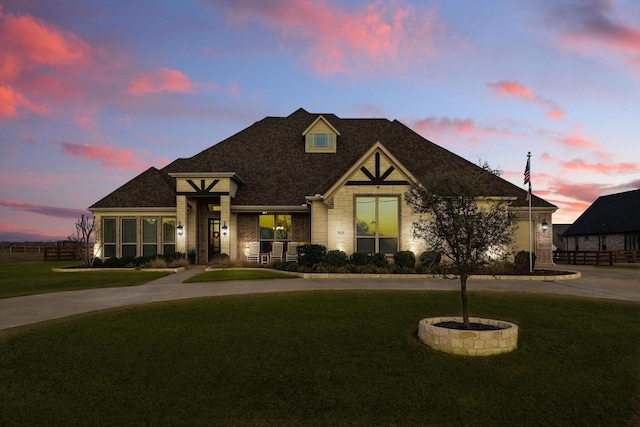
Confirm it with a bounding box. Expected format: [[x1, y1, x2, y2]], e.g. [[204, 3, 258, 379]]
[[1, 0, 638, 241]]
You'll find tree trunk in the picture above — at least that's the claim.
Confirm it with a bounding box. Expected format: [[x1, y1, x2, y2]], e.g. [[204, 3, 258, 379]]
[[460, 275, 470, 329]]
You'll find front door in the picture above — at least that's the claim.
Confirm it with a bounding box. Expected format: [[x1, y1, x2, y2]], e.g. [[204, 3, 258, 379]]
[[208, 218, 221, 262]]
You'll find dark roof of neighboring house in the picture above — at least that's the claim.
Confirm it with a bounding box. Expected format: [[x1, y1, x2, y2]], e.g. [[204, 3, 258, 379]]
[[563, 189, 640, 236], [90, 108, 556, 210]]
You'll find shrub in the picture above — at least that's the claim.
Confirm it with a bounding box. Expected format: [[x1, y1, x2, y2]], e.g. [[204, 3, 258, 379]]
[[121, 256, 136, 268], [515, 251, 536, 273], [149, 258, 168, 268], [103, 257, 123, 268], [187, 250, 197, 264], [133, 256, 151, 267], [419, 251, 441, 271], [394, 251, 416, 270], [370, 253, 388, 268], [92, 257, 103, 267], [326, 250, 348, 267], [298, 244, 326, 267], [169, 258, 190, 268], [350, 252, 370, 266]]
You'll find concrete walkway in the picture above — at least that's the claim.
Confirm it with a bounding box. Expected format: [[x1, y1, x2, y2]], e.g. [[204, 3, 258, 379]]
[[0, 264, 638, 332]]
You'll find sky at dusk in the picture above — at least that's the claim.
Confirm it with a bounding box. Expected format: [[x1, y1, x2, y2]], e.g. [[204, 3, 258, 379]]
[[1, 0, 639, 242]]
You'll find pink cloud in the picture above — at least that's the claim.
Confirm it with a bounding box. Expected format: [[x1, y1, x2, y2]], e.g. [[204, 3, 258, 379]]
[[408, 116, 519, 146], [558, 135, 600, 149], [487, 80, 566, 120], [0, 85, 49, 118], [548, 0, 640, 75], [129, 68, 196, 95], [73, 115, 98, 132], [561, 159, 638, 174], [487, 81, 535, 100], [0, 9, 91, 79], [0, 200, 89, 219], [0, 8, 91, 119], [412, 117, 479, 135], [60, 142, 149, 171], [0, 223, 68, 242], [19, 134, 39, 144], [226, 0, 447, 75]]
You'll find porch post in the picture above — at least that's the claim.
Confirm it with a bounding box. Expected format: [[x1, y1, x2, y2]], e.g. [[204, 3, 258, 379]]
[[221, 195, 231, 257], [176, 195, 187, 254]]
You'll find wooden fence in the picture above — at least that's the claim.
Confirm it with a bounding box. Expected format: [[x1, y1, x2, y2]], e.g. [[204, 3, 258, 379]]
[[614, 250, 639, 263], [0, 246, 45, 254], [553, 250, 613, 266], [43, 247, 84, 261], [553, 250, 640, 266]]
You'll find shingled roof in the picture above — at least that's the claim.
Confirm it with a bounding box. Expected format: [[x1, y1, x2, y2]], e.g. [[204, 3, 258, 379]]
[[90, 108, 555, 210], [89, 167, 176, 209], [563, 189, 640, 236]]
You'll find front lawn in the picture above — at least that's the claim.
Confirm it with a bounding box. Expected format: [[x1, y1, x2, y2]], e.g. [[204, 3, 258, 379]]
[[1, 291, 638, 426], [0, 255, 169, 299]]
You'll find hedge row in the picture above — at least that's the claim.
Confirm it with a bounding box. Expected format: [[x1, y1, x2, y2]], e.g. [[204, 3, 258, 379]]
[[91, 252, 187, 269]]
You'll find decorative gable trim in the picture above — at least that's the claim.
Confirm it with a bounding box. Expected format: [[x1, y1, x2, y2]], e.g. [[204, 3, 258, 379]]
[[169, 172, 243, 198], [322, 141, 417, 200], [346, 152, 408, 186]]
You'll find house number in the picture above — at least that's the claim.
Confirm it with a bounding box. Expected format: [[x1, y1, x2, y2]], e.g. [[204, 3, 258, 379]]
[[337, 231, 345, 235]]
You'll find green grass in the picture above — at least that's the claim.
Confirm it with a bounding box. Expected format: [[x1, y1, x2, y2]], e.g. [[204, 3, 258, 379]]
[[1, 291, 638, 426], [184, 268, 298, 283], [0, 254, 170, 299]]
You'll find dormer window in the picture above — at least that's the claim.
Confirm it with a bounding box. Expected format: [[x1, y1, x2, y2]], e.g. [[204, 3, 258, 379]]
[[307, 133, 334, 149], [302, 115, 340, 153]]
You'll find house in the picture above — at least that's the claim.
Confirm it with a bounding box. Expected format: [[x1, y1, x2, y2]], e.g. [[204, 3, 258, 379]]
[[89, 108, 557, 265], [562, 189, 640, 251]]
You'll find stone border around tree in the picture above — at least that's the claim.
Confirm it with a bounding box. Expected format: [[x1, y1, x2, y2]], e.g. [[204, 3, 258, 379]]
[[418, 316, 518, 356]]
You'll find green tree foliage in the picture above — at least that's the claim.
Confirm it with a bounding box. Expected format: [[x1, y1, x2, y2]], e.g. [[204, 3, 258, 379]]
[[405, 168, 516, 328]]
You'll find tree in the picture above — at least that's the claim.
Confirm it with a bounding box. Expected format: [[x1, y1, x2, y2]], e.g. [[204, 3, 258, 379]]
[[405, 167, 516, 329], [68, 214, 95, 267]]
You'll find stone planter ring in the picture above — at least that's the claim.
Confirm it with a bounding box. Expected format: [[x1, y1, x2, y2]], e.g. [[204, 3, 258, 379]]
[[418, 317, 518, 356]]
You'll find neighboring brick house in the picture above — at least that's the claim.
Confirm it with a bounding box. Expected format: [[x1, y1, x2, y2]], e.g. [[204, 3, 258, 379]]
[[89, 108, 557, 265], [562, 189, 640, 252]]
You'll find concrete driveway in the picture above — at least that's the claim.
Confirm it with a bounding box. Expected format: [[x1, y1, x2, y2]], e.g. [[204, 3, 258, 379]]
[[0, 264, 638, 332]]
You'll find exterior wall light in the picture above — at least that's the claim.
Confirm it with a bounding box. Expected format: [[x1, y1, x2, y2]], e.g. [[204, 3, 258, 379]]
[[221, 221, 228, 236], [541, 219, 548, 233], [177, 222, 184, 236]]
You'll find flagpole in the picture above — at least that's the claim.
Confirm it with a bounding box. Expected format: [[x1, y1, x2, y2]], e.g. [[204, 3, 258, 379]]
[[527, 152, 533, 273]]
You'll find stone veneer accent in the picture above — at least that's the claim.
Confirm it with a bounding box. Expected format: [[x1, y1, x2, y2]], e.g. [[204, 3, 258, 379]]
[[418, 317, 518, 356]]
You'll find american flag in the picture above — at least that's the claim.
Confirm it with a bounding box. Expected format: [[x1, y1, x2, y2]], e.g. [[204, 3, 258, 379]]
[[524, 157, 530, 185]]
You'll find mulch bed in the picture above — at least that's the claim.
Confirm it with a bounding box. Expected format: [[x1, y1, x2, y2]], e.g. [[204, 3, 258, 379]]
[[435, 321, 503, 331]]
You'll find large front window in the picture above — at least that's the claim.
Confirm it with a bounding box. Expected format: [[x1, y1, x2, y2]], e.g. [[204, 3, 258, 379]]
[[259, 214, 291, 253], [142, 218, 158, 257], [162, 218, 176, 254], [121, 218, 137, 258], [103, 218, 116, 258], [356, 196, 399, 254]]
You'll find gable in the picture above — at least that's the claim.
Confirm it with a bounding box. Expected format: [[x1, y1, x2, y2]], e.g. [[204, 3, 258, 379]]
[[324, 142, 413, 200], [302, 115, 340, 153]]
